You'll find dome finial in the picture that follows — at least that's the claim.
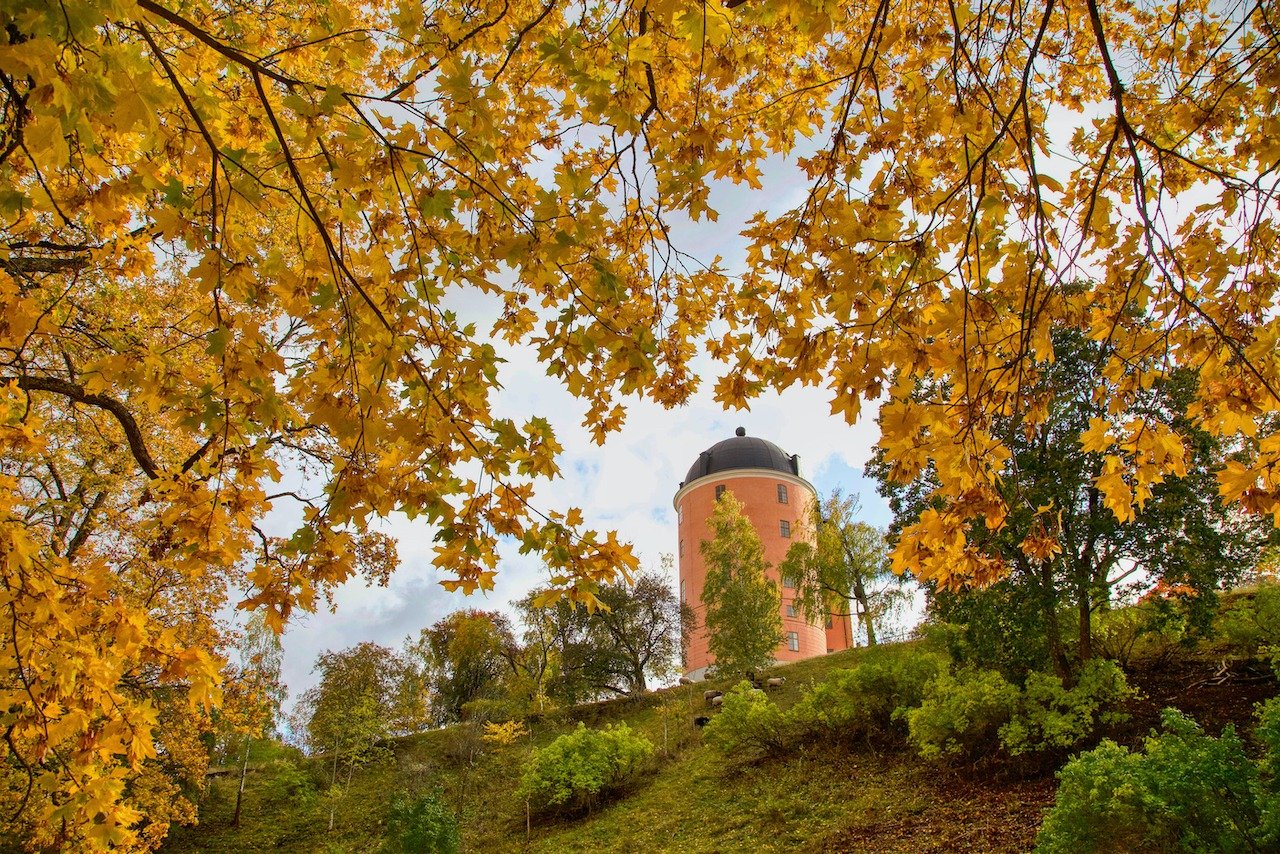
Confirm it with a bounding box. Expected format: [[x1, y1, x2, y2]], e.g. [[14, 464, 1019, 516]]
[[735, 426, 746, 437]]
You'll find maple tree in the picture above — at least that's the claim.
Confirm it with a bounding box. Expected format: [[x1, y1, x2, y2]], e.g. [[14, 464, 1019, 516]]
[[3, 0, 1280, 846]]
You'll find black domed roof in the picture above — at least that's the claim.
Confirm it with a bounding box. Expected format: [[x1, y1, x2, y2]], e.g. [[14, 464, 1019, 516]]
[[682, 428, 801, 485]]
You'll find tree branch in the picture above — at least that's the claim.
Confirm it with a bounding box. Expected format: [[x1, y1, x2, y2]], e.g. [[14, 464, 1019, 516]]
[[10, 376, 160, 479]]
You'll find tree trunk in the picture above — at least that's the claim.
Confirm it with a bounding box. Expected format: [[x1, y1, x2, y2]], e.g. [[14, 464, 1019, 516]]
[[327, 747, 339, 832], [232, 740, 250, 828], [1030, 556, 1072, 680], [1077, 574, 1094, 663], [851, 577, 876, 645]]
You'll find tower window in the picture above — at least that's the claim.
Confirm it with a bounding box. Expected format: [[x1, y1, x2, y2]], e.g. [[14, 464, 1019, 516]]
[[787, 631, 800, 651], [777, 484, 789, 504], [679, 539, 684, 556], [780, 520, 791, 538], [826, 617, 834, 629], [786, 602, 797, 618], [715, 484, 726, 500]]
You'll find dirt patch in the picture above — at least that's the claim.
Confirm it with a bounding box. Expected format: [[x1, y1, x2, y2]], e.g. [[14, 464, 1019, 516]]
[[819, 769, 1056, 853], [1123, 654, 1278, 739]]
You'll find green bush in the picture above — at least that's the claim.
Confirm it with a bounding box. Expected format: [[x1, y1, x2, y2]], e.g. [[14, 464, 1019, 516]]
[[1093, 603, 1188, 667], [1253, 697, 1280, 847], [790, 651, 947, 744], [1217, 583, 1280, 658], [518, 722, 653, 813], [261, 758, 319, 807], [927, 583, 1057, 678], [999, 660, 1134, 756], [382, 790, 460, 854], [702, 681, 792, 760], [1036, 708, 1265, 853], [906, 669, 1018, 760]]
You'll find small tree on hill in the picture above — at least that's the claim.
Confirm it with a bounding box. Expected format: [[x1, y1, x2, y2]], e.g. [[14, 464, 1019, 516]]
[[518, 563, 690, 701], [701, 493, 783, 678], [229, 612, 286, 828], [296, 642, 423, 832], [780, 490, 909, 646], [411, 610, 518, 724]]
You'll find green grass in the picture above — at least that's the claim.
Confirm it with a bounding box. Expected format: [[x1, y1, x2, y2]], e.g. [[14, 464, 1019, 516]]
[[162, 644, 1053, 853]]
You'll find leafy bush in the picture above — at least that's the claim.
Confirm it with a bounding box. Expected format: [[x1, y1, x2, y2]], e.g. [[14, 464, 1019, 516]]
[[518, 722, 653, 813], [789, 651, 947, 744], [927, 583, 1056, 678], [1255, 697, 1280, 848], [1036, 709, 1264, 853], [261, 758, 319, 807], [382, 790, 460, 854], [906, 669, 1018, 760], [702, 682, 792, 760], [1217, 583, 1280, 658], [1093, 603, 1187, 667], [999, 660, 1134, 756]]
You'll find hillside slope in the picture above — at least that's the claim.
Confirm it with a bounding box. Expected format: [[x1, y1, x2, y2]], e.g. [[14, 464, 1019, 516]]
[[163, 642, 1275, 853]]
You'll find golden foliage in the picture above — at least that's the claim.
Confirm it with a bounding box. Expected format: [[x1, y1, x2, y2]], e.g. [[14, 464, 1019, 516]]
[[481, 719, 529, 747], [1, 0, 1278, 846]]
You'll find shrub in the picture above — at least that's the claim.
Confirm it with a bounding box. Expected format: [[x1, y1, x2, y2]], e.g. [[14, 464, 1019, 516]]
[[789, 651, 947, 744], [382, 790, 461, 854], [518, 722, 653, 813], [261, 758, 319, 807], [1254, 697, 1280, 848], [440, 722, 484, 766], [1217, 583, 1280, 658], [906, 669, 1018, 761], [1093, 603, 1187, 667], [928, 583, 1056, 678], [481, 719, 528, 747], [1035, 709, 1263, 853], [702, 682, 792, 760], [999, 660, 1134, 756]]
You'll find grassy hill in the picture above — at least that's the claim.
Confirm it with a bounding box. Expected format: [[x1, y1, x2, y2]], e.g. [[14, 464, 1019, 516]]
[[163, 637, 1277, 854]]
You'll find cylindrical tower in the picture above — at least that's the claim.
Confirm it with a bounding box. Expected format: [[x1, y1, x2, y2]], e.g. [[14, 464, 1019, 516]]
[[674, 428, 852, 679]]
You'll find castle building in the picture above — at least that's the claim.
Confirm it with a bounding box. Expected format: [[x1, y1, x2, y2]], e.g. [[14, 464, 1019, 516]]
[[674, 428, 854, 679]]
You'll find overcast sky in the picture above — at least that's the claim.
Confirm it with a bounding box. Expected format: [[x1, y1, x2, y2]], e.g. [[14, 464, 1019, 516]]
[[270, 154, 907, 704], [274, 373, 895, 701]]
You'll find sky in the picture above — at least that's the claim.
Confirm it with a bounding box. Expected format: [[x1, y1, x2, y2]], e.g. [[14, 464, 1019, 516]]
[[272, 340, 901, 701], [272, 153, 910, 704], [275, 369, 897, 701]]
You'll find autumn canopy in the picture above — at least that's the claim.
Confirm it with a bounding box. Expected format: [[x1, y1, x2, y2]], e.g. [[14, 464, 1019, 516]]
[[1, 0, 1278, 846]]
